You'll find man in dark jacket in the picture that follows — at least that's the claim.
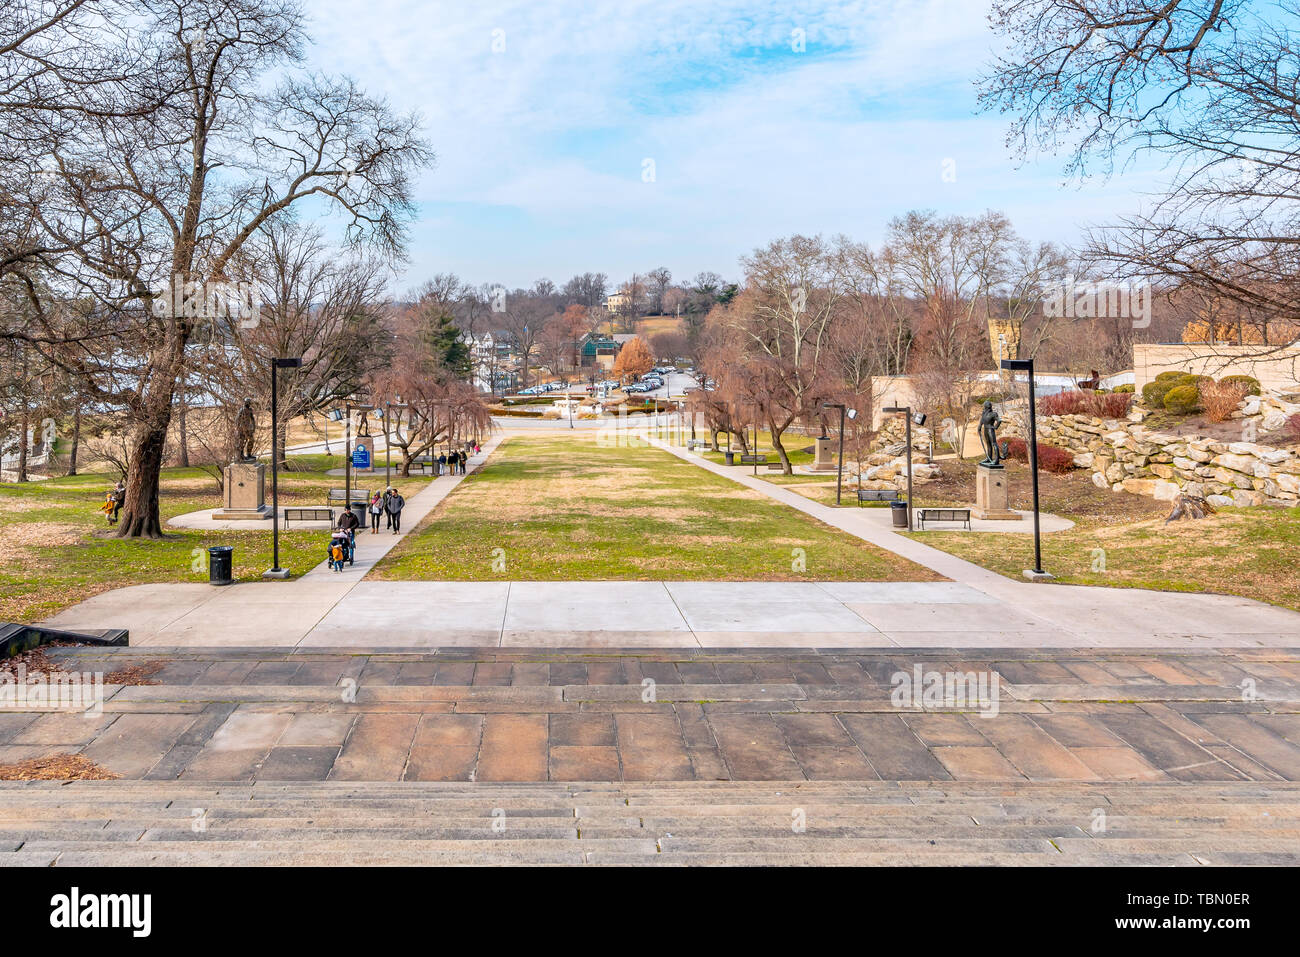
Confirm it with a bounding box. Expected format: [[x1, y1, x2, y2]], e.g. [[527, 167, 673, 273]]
[[388, 489, 405, 533], [337, 506, 360, 563]]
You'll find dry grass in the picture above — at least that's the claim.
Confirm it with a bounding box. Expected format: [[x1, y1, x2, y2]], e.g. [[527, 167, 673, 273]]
[[376, 435, 941, 582]]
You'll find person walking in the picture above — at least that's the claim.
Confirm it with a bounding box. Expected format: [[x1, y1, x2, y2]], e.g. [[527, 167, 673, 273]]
[[336, 504, 360, 562], [388, 488, 405, 533], [368, 491, 383, 533], [437, 452, 447, 476], [382, 487, 395, 529]]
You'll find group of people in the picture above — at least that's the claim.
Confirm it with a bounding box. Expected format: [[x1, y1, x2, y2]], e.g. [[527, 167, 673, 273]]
[[366, 487, 406, 533], [436, 448, 473, 476]]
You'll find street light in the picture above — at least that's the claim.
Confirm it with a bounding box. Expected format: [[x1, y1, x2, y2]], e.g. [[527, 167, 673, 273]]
[[263, 356, 302, 579], [339, 400, 374, 529], [821, 403, 858, 506], [882, 405, 926, 531], [1001, 357, 1051, 581]]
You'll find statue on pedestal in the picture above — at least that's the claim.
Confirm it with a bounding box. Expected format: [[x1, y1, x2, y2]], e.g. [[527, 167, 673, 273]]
[[977, 400, 1004, 468], [234, 398, 257, 462]]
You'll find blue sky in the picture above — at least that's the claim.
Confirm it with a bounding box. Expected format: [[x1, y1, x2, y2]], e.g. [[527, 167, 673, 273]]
[[303, 0, 1167, 291]]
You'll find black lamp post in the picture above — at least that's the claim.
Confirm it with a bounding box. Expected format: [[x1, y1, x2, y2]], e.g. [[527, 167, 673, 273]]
[[883, 405, 926, 531], [1001, 357, 1051, 580], [821, 402, 857, 506], [263, 356, 302, 579]]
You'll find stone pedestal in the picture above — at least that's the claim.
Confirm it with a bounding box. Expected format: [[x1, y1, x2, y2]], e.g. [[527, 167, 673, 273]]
[[972, 464, 1021, 521], [811, 436, 837, 472], [212, 462, 271, 520]]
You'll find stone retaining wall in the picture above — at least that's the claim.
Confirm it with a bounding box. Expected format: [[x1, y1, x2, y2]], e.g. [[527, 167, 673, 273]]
[[1005, 404, 1300, 507]]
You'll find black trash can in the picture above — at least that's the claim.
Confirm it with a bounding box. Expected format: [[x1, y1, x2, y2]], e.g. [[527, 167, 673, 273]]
[[890, 501, 909, 528], [349, 502, 368, 527], [208, 545, 234, 586], [724, 450, 735, 466]]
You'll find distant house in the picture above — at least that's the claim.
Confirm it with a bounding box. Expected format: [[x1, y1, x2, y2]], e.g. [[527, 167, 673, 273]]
[[605, 291, 631, 313]]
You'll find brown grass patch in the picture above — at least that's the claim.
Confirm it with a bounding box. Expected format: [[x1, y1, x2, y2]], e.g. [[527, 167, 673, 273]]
[[0, 753, 119, 781]]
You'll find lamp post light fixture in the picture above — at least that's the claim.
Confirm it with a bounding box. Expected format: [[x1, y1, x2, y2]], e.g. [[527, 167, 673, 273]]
[[1000, 357, 1052, 581], [263, 356, 303, 579], [882, 405, 926, 531], [821, 402, 857, 506]]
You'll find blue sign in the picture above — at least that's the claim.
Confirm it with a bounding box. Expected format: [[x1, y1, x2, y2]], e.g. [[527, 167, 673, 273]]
[[352, 444, 371, 469]]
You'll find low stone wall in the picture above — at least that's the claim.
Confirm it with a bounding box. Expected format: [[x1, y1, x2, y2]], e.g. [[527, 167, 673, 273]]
[[1006, 408, 1300, 508]]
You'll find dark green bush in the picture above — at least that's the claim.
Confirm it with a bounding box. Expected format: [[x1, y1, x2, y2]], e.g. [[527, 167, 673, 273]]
[[1220, 375, 1261, 396], [1163, 384, 1202, 415]]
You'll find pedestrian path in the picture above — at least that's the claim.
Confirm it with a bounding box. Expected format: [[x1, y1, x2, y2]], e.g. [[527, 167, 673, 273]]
[[41, 431, 1300, 648]]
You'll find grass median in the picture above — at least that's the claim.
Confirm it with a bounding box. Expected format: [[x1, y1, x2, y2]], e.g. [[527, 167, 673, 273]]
[[373, 435, 940, 581]]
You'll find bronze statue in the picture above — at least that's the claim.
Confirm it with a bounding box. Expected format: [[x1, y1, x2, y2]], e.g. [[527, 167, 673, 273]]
[[978, 400, 1004, 468], [234, 398, 256, 462]]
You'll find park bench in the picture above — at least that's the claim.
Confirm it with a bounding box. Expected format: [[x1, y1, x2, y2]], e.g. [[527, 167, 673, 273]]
[[327, 488, 372, 506], [283, 507, 334, 527], [738, 454, 766, 465], [765, 461, 784, 471], [916, 507, 971, 530], [857, 489, 901, 506], [410, 456, 433, 475]]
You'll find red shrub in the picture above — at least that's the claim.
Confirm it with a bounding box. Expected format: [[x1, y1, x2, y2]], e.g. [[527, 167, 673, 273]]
[[1037, 389, 1132, 419], [1038, 391, 1088, 416], [1091, 391, 1134, 418], [1002, 437, 1076, 473]]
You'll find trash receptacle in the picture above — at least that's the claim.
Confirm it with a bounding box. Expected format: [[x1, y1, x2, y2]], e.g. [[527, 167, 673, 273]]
[[724, 450, 735, 466], [890, 501, 909, 528], [349, 502, 368, 527], [208, 545, 234, 586]]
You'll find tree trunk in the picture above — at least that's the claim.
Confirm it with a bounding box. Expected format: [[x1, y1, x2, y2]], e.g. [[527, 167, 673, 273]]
[[176, 382, 190, 468], [16, 407, 29, 482], [769, 421, 793, 475], [115, 413, 170, 539], [67, 406, 81, 476]]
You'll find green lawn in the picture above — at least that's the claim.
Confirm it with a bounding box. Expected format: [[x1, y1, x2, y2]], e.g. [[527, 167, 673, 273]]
[[0, 454, 431, 622], [373, 435, 939, 581], [909, 459, 1300, 612]]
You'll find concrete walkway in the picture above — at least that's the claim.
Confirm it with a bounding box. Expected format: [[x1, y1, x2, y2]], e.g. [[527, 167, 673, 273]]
[[39, 429, 1300, 649]]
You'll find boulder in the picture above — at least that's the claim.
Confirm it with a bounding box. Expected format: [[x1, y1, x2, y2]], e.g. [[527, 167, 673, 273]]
[[1231, 489, 1266, 507], [1206, 494, 1234, 508], [1091, 471, 1109, 489]]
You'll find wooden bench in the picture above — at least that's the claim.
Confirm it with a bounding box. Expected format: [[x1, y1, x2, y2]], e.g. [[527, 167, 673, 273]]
[[857, 489, 901, 505], [765, 461, 785, 471], [283, 507, 334, 527], [738, 454, 767, 465], [916, 507, 971, 530]]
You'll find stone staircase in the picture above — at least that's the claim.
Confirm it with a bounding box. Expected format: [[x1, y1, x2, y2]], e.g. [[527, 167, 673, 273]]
[[4, 780, 1299, 865]]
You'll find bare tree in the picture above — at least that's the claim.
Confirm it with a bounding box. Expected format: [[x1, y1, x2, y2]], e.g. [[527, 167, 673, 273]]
[[981, 0, 1300, 348], [2, 0, 430, 536]]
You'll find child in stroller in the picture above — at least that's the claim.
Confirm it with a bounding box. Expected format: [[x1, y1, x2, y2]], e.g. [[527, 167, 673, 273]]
[[327, 529, 353, 572]]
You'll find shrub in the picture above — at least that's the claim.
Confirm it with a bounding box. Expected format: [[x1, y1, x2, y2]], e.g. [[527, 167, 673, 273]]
[[1163, 383, 1202, 415], [1038, 389, 1133, 418], [1201, 379, 1249, 422], [1113, 383, 1135, 393], [1142, 379, 1175, 407], [1002, 437, 1076, 473], [1092, 391, 1134, 418], [1154, 371, 1186, 382], [1220, 375, 1261, 396], [1039, 390, 1089, 416]]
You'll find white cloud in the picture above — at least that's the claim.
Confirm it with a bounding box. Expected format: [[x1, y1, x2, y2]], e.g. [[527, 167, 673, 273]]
[[301, 0, 1166, 286]]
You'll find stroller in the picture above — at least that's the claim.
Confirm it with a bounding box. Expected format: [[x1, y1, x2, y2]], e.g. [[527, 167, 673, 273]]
[[327, 529, 354, 572]]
